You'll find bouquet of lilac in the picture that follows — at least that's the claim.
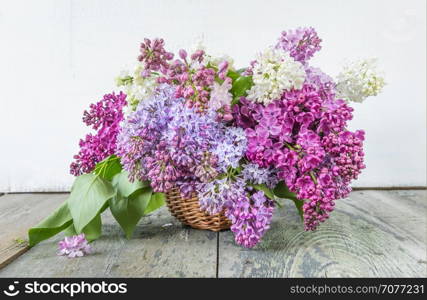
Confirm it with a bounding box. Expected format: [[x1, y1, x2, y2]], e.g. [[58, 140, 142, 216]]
[[29, 28, 385, 253]]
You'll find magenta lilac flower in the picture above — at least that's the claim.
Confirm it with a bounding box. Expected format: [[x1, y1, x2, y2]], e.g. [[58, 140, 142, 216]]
[[70, 92, 127, 176], [58, 234, 91, 258], [239, 82, 365, 230]]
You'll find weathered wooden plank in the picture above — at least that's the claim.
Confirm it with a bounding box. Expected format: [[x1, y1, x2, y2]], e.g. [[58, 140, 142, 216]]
[[0, 241, 29, 269], [218, 190, 426, 278], [0, 193, 66, 265], [0, 205, 217, 278]]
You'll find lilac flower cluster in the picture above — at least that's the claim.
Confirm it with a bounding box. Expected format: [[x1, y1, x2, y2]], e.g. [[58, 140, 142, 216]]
[[138, 38, 174, 77], [238, 83, 365, 231], [160, 50, 230, 112], [136, 39, 234, 114], [198, 177, 275, 248], [225, 191, 275, 248], [117, 84, 245, 198], [116, 86, 174, 182], [276, 27, 322, 64], [58, 234, 91, 258], [70, 92, 127, 176]]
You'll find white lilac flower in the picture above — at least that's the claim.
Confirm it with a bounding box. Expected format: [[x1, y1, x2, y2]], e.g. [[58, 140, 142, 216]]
[[116, 62, 159, 112], [335, 58, 385, 103], [209, 78, 232, 110], [247, 47, 306, 105], [205, 53, 235, 71]]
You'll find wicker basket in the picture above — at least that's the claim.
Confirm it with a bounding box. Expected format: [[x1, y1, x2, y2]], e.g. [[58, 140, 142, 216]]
[[165, 187, 231, 231]]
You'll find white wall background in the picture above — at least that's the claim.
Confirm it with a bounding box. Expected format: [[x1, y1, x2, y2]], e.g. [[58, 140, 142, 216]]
[[0, 0, 425, 192]]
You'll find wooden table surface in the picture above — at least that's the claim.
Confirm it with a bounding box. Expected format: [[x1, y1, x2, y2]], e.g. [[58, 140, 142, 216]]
[[0, 190, 425, 278]]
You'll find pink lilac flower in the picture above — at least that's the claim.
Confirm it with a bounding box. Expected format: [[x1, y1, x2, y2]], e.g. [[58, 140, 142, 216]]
[[70, 92, 127, 176], [159, 48, 234, 113], [161, 52, 215, 111], [138, 38, 173, 77], [276, 27, 321, 64], [58, 234, 91, 258], [218, 60, 229, 80], [210, 78, 232, 111]]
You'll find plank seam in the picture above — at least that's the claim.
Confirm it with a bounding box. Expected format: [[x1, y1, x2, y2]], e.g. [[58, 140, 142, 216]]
[[216, 232, 219, 278]]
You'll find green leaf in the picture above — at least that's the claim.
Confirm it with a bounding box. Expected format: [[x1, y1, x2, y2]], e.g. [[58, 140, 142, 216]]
[[67, 173, 115, 232], [65, 211, 105, 241], [292, 198, 304, 221], [230, 75, 253, 102], [273, 181, 297, 200], [64, 222, 77, 237], [109, 171, 152, 239], [81, 214, 102, 241], [28, 202, 73, 247], [273, 181, 304, 220], [251, 184, 275, 200], [94, 155, 122, 181], [227, 70, 240, 82], [109, 187, 153, 239], [111, 171, 149, 198], [144, 192, 165, 215]]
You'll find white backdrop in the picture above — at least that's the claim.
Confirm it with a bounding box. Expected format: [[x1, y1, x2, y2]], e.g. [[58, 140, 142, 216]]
[[0, 0, 425, 192]]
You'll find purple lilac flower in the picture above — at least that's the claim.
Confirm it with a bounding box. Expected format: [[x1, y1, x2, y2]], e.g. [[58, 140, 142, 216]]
[[211, 127, 247, 172], [117, 84, 235, 198], [116, 85, 176, 182], [305, 66, 336, 101], [225, 191, 275, 248], [232, 97, 262, 129], [276, 27, 321, 64], [242, 163, 278, 189], [197, 177, 242, 215], [58, 234, 91, 258], [70, 92, 127, 176]]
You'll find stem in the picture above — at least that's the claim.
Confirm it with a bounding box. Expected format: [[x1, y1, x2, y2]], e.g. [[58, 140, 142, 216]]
[[309, 171, 318, 185]]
